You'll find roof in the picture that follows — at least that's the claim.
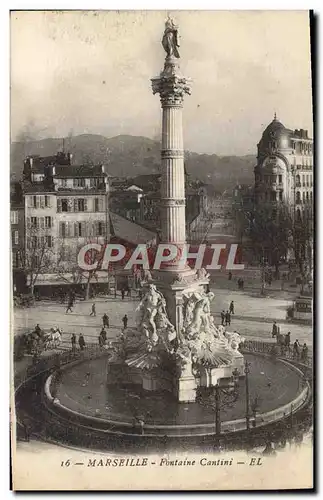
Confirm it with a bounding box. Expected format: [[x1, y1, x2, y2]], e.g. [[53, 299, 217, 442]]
[[55, 165, 106, 178], [109, 212, 156, 245], [23, 182, 55, 194], [261, 117, 292, 140]]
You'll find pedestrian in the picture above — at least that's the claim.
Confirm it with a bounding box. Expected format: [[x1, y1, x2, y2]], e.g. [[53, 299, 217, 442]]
[[102, 313, 110, 328], [122, 314, 128, 329], [225, 310, 231, 326], [272, 321, 278, 338], [66, 298, 73, 313], [22, 421, 30, 442], [138, 289, 143, 300], [90, 303, 96, 317], [221, 310, 225, 326], [301, 343, 308, 363], [71, 333, 76, 352], [100, 327, 107, 345], [98, 334, 103, 348], [121, 289, 125, 300], [78, 333, 85, 351], [285, 332, 291, 353], [293, 339, 300, 360], [127, 287, 131, 297], [228, 271, 232, 281], [229, 301, 234, 315], [34, 324, 41, 336]]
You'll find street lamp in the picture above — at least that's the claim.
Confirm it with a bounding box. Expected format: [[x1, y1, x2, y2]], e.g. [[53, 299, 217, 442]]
[[201, 368, 240, 436], [244, 360, 251, 431]]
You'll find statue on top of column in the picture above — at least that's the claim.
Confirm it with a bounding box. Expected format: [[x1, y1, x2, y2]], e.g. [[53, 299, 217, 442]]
[[162, 16, 180, 59]]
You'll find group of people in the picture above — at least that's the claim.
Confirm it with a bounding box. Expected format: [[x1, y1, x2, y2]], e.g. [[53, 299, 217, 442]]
[[220, 301, 234, 326], [71, 332, 85, 351], [70, 309, 130, 351], [271, 322, 309, 362], [292, 339, 309, 363]]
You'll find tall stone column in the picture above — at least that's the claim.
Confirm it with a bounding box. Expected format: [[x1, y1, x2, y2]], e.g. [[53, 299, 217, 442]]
[[152, 57, 191, 266], [151, 22, 209, 339]]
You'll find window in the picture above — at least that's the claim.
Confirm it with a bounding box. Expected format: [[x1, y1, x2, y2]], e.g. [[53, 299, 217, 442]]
[[278, 175, 282, 184], [73, 178, 86, 188], [79, 199, 86, 211], [271, 191, 276, 201], [98, 222, 103, 236], [13, 252, 19, 268], [13, 230, 19, 245], [33, 196, 38, 208], [46, 236, 53, 248], [60, 222, 66, 238], [32, 255, 40, 268], [94, 198, 99, 212], [31, 217, 38, 228], [296, 192, 301, 204], [31, 236, 38, 248], [75, 222, 83, 237], [45, 195, 49, 207], [279, 191, 283, 201], [45, 216, 52, 228], [61, 199, 68, 212], [10, 211, 18, 225]]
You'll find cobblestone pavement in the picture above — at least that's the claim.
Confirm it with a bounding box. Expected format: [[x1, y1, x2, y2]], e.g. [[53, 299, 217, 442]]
[[12, 284, 312, 348]]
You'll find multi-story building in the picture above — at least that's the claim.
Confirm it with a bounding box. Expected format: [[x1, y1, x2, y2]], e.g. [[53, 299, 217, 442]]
[[10, 182, 26, 292], [23, 153, 110, 296], [254, 115, 313, 222]]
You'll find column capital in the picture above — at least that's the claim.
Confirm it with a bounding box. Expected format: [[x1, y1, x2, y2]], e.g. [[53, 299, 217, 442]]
[[152, 64, 191, 107]]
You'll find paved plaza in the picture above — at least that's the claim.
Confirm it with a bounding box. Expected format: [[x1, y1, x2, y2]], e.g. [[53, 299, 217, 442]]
[[13, 284, 312, 349]]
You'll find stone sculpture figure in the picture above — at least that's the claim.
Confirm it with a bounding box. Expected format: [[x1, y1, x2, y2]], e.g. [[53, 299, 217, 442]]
[[162, 16, 180, 58]]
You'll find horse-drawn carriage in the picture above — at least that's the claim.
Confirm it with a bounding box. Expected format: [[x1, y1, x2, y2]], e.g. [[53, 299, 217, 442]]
[[13, 293, 35, 308], [14, 327, 62, 359]]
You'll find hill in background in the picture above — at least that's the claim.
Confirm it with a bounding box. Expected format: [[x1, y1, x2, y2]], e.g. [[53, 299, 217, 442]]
[[10, 134, 255, 191]]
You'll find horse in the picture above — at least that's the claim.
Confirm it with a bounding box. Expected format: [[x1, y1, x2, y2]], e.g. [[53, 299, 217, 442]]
[[44, 328, 62, 350]]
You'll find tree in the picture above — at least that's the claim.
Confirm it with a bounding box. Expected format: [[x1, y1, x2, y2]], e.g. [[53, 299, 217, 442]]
[[24, 227, 56, 296], [238, 203, 293, 272]]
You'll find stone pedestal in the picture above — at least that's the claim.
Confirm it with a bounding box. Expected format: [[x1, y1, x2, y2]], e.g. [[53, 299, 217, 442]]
[[177, 374, 197, 402], [210, 355, 245, 385], [153, 269, 209, 338], [142, 374, 159, 392]]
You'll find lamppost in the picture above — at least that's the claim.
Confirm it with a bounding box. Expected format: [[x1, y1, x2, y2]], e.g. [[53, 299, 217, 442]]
[[244, 360, 251, 431], [201, 368, 240, 436]]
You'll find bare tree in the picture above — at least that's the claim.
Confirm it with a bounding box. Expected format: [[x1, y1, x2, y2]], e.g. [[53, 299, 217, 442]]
[[24, 227, 56, 296]]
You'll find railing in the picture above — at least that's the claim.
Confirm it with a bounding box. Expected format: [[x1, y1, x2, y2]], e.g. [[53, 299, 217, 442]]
[[240, 339, 312, 367], [14, 343, 112, 388]]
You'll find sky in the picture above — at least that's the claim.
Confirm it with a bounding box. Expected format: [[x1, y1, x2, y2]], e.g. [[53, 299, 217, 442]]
[[10, 10, 313, 155]]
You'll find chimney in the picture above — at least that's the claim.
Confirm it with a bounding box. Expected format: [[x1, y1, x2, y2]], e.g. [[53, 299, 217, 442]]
[[52, 166, 56, 176], [29, 157, 33, 168], [101, 164, 105, 173]]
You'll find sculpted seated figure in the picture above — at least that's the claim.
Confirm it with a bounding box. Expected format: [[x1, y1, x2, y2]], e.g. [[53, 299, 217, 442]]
[[134, 284, 176, 352], [182, 290, 234, 367]]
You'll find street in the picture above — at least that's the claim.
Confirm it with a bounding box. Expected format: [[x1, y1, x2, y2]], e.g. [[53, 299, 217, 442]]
[[12, 284, 312, 348]]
